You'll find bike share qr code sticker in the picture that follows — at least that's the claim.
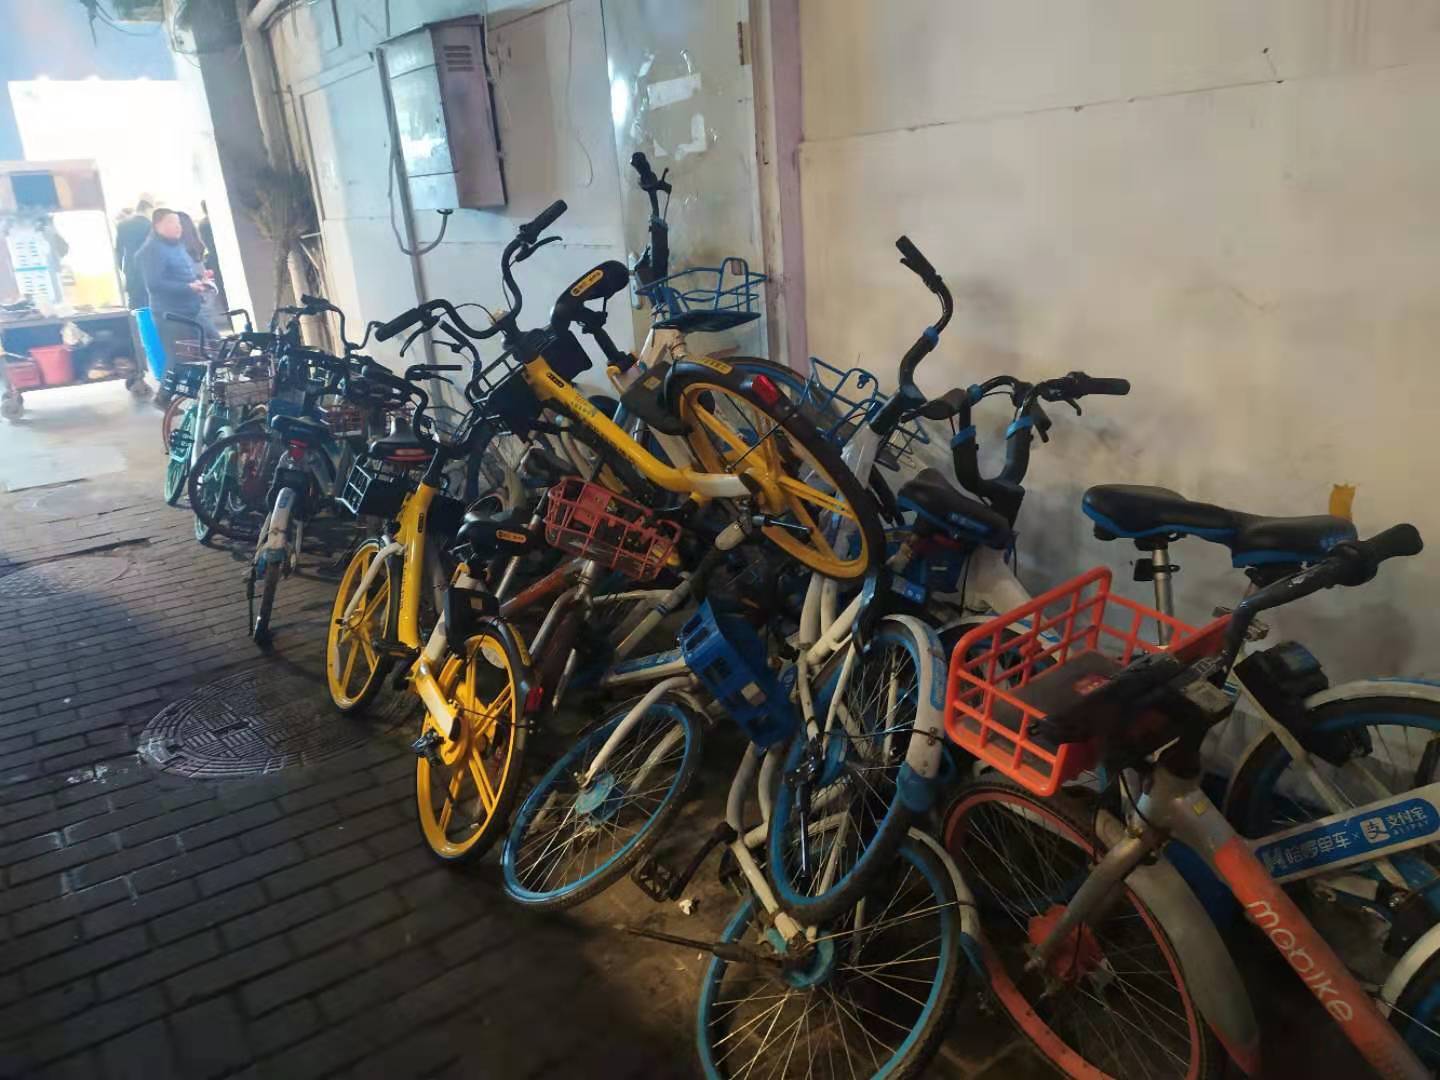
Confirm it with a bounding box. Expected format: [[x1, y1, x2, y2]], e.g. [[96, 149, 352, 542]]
[[1254, 795, 1440, 880]]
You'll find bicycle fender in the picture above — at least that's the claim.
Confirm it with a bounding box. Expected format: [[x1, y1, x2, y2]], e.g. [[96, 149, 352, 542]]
[[470, 615, 538, 713], [1094, 809, 1262, 1076], [1304, 677, 1440, 710], [882, 614, 947, 798], [1379, 920, 1440, 1020], [1224, 677, 1440, 817]]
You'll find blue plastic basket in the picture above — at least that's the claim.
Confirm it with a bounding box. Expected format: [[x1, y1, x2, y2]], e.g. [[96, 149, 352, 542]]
[[679, 600, 797, 747], [639, 257, 766, 333]]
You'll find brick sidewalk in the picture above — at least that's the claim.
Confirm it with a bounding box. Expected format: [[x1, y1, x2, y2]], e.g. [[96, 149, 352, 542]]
[[0, 464, 1040, 1078]]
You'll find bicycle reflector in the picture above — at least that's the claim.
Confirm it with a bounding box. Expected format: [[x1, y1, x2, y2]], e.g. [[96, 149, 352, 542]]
[[749, 374, 782, 408]]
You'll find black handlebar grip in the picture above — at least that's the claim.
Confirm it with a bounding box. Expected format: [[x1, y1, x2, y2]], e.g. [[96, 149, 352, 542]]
[[630, 152, 655, 181], [1081, 376, 1130, 396], [163, 313, 199, 326], [374, 308, 425, 342], [521, 199, 568, 240], [1353, 523, 1423, 567], [299, 293, 336, 313], [895, 235, 938, 282]]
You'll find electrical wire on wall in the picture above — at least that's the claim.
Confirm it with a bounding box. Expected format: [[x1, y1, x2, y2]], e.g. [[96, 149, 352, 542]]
[[480, 0, 594, 189], [564, 0, 594, 188], [386, 151, 452, 257]]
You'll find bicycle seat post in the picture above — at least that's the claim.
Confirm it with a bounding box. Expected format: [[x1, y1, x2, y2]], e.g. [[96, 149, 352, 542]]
[[1133, 537, 1179, 642]]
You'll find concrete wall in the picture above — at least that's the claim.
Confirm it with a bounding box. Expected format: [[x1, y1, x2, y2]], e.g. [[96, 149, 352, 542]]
[[263, 0, 631, 383], [797, 0, 1440, 680]]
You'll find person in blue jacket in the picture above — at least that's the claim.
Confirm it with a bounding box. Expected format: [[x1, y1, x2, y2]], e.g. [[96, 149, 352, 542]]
[[138, 207, 214, 377]]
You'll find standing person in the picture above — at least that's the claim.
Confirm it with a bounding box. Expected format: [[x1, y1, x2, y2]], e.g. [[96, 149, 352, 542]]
[[114, 196, 154, 308], [138, 208, 209, 374]]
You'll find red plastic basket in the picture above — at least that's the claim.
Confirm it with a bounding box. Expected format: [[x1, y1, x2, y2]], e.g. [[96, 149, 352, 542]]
[[945, 567, 1229, 796], [542, 478, 680, 581]]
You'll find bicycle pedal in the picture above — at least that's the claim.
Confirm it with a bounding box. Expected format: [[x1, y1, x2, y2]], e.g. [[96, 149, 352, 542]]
[[410, 731, 444, 766], [630, 857, 678, 902], [371, 637, 418, 661]]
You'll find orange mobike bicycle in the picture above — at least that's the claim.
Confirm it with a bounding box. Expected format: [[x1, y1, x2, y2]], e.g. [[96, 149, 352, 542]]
[[941, 525, 1428, 1078], [369, 199, 885, 585]]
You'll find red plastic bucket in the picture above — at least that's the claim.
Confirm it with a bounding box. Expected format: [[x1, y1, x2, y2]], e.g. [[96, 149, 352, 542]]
[[30, 345, 73, 386]]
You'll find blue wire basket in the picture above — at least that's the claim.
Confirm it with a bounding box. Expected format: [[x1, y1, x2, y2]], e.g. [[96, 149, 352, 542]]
[[800, 356, 931, 469], [678, 600, 797, 748], [639, 257, 767, 334]]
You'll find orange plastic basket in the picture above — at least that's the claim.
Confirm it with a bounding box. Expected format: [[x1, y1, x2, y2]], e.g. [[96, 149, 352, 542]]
[[542, 478, 680, 581], [945, 567, 1229, 796]]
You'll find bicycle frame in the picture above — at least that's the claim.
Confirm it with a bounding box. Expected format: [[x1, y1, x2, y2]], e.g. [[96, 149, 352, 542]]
[[336, 478, 458, 739], [520, 355, 751, 501], [1033, 763, 1429, 1078]]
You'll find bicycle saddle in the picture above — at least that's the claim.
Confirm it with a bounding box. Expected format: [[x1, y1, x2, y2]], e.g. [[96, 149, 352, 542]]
[[270, 414, 329, 444], [457, 503, 535, 556], [897, 468, 1012, 550], [1083, 485, 1358, 567], [653, 309, 760, 334], [367, 430, 431, 464]]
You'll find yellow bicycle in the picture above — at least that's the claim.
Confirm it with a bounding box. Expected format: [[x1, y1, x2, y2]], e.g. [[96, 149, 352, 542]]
[[371, 200, 884, 583], [327, 361, 536, 862]]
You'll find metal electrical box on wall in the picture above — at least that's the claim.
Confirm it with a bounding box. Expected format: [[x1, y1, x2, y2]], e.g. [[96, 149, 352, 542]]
[[384, 17, 505, 211]]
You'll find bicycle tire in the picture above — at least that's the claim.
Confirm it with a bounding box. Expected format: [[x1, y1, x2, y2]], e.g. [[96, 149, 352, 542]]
[[252, 560, 281, 650], [186, 428, 284, 543], [668, 361, 884, 581], [502, 695, 703, 910], [942, 777, 1224, 1080], [161, 395, 192, 452], [326, 539, 397, 713], [1387, 945, 1440, 1068], [1225, 695, 1440, 993], [766, 624, 924, 925], [696, 837, 964, 1079], [163, 406, 196, 506], [415, 627, 530, 863]]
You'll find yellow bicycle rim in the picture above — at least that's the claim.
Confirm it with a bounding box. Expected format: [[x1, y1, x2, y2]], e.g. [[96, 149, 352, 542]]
[[677, 381, 870, 579], [415, 634, 521, 860], [327, 543, 391, 710]]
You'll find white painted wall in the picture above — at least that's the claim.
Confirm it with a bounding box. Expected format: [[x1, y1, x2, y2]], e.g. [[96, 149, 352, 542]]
[[798, 0, 1440, 681], [264, 0, 630, 385]]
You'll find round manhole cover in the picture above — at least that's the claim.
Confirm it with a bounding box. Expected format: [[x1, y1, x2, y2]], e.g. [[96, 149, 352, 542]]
[[138, 667, 418, 778], [0, 555, 129, 601], [17, 481, 150, 518]]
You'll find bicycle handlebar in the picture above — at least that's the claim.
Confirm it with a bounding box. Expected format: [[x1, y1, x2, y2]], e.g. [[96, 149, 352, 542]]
[[518, 199, 567, 245], [942, 371, 1129, 519], [1218, 523, 1422, 668], [630, 153, 671, 287]]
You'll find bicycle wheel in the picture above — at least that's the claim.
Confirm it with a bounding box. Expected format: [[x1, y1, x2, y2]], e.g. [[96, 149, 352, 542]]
[[1225, 696, 1440, 986], [163, 405, 197, 506], [415, 630, 528, 862], [697, 837, 963, 1079], [1387, 946, 1440, 1069], [669, 363, 883, 581], [326, 539, 396, 713], [186, 428, 283, 543], [252, 560, 282, 651], [766, 626, 923, 924], [942, 778, 1223, 1079], [161, 395, 193, 452], [502, 695, 703, 909]]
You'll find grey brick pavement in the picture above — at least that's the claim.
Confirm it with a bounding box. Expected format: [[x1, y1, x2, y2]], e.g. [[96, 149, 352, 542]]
[[0, 444, 1039, 1078]]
